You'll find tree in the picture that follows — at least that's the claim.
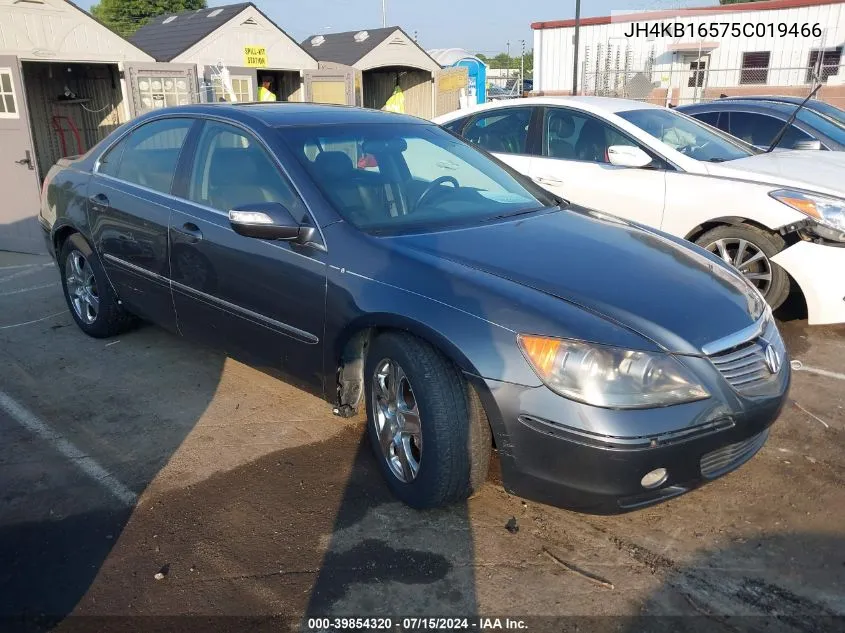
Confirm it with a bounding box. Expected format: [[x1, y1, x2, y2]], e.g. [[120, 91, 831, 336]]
[[91, 0, 207, 37]]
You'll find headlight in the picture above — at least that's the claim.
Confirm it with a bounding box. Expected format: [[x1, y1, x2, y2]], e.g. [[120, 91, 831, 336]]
[[518, 335, 710, 409], [770, 189, 845, 241]]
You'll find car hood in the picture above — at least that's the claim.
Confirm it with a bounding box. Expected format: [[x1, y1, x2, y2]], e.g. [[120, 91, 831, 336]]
[[387, 208, 762, 355], [709, 150, 845, 198]]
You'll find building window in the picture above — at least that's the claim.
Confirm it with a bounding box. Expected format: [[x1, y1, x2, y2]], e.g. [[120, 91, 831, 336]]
[[740, 52, 771, 85], [687, 61, 706, 88], [212, 76, 252, 103], [0, 69, 19, 118], [137, 75, 191, 111], [807, 47, 843, 83]]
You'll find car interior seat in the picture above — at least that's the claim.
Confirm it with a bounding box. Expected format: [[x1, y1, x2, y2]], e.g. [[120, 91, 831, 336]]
[[575, 119, 609, 163], [310, 151, 388, 223], [547, 112, 576, 159]]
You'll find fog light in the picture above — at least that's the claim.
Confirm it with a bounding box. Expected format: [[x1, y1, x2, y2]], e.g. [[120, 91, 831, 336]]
[[641, 468, 668, 489]]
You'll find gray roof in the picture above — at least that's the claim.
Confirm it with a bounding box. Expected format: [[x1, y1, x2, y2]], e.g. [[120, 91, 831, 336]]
[[129, 3, 251, 62], [300, 27, 400, 66]]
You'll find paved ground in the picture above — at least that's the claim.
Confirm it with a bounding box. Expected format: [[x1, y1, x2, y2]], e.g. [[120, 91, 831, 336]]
[[1, 252, 844, 632]]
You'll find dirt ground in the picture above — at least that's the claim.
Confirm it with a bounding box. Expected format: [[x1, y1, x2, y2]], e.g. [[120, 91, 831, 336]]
[[1, 252, 844, 633]]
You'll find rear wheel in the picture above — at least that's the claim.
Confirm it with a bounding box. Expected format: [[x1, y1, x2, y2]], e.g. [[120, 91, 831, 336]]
[[59, 234, 134, 338], [365, 332, 491, 509], [695, 225, 791, 311]]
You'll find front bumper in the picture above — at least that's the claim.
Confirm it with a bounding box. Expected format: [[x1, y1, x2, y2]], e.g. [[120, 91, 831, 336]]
[[467, 346, 790, 514], [772, 240, 845, 325]]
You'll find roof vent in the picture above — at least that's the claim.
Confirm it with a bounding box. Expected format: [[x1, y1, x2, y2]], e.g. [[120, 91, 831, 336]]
[[354, 30, 370, 43], [311, 35, 326, 47], [241, 17, 258, 25], [207, 8, 223, 17], [163, 15, 177, 24]]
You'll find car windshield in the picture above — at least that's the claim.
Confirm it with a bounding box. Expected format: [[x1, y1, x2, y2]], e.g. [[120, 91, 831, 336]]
[[807, 100, 845, 127], [618, 107, 759, 162], [795, 108, 845, 146], [281, 122, 555, 233]]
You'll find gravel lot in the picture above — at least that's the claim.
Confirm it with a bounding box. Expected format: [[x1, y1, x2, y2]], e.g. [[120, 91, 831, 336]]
[[1, 252, 843, 632]]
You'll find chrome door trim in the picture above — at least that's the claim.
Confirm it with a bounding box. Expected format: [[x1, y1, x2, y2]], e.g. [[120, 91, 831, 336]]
[[701, 313, 768, 356], [104, 253, 319, 345]]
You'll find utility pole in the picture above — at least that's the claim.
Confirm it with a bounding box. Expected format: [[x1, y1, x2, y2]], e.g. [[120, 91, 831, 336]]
[[572, 0, 581, 95], [382, 0, 386, 27], [520, 39, 526, 95], [506, 41, 511, 87]]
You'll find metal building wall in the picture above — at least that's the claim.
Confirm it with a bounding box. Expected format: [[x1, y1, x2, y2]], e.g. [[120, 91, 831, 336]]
[[534, 1, 845, 94]]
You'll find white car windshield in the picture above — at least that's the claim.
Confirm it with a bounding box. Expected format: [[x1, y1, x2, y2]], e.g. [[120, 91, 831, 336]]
[[618, 108, 759, 162]]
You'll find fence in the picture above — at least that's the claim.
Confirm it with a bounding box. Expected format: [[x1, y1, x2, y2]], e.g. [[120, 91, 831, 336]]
[[580, 63, 845, 109]]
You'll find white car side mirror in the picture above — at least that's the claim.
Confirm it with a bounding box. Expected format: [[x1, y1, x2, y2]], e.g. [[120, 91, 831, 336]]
[[607, 145, 653, 168]]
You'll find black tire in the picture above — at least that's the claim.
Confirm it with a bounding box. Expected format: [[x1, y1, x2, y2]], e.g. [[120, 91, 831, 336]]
[[695, 224, 791, 311], [365, 332, 492, 509], [58, 233, 135, 338]]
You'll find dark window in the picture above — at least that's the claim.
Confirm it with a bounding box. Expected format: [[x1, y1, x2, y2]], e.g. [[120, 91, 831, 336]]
[[114, 118, 192, 194], [463, 108, 532, 155], [807, 47, 843, 83], [442, 116, 470, 134], [688, 61, 706, 88], [691, 111, 721, 128], [188, 121, 308, 223], [98, 136, 128, 177], [728, 111, 812, 148], [740, 52, 771, 85], [544, 108, 643, 164]]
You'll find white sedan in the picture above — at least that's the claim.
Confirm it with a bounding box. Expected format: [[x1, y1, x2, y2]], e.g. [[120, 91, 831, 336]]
[[434, 97, 845, 325]]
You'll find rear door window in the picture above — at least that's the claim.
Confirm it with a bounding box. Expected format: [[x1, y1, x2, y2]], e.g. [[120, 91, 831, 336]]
[[728, 111, 812, 148], [112, 118, 193, 194]]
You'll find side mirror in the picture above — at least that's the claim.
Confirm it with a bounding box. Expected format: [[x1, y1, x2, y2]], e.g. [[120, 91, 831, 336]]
[[228, 203, 313, 243], [607, 145, 653, 168], [792, 139, 822, 151]]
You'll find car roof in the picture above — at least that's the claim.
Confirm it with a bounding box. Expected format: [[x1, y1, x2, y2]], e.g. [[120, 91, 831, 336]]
[[133, 102, 429, 128], [435, 96, 662, 122]]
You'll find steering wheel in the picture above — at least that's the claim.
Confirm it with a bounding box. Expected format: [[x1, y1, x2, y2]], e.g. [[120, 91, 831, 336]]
[[415, 176, 459, 211]]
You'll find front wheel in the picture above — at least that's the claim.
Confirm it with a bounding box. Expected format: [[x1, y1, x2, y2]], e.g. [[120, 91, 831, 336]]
[[695, 225, 791, 311], [365, 332, 491, 509]]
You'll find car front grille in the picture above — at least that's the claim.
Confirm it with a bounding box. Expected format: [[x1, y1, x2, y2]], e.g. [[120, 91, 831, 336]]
[[709, 341, 773, 392], [700, 429, 769, 479]]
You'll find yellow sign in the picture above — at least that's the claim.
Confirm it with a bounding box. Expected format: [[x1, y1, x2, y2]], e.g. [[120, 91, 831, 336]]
[[244, 46, 268, 68], [438, 72, 467, 93]]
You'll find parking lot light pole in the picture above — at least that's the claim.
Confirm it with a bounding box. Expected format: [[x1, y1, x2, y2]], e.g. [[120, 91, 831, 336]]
[[382, 0, 386, 27], [572, 0, 581, 95]]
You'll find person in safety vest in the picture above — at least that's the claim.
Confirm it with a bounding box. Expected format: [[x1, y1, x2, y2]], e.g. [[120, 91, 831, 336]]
[[383, 84, 405, 113], [258, 77, 277, 102]]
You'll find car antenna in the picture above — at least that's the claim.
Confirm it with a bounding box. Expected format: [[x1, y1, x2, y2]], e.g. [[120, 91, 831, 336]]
[[766, 81, 823, 153]]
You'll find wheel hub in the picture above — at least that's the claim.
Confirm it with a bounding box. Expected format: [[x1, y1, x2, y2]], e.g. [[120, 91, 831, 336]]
[[371, 358, 422, 483], [65, 250, 99, 325], [705, 237, 773, 297]]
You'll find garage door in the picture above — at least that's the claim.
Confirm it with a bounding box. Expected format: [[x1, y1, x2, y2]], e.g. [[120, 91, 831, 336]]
[[0, 55, 45, 254], [124, 63, 199, 117]]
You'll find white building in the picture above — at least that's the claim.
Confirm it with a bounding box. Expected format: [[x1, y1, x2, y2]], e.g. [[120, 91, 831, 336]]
[[533, 0, 845, 106]]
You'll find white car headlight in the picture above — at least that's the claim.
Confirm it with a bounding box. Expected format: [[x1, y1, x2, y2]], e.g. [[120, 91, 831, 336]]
[[770, 189, 845, 241], [518, 335, 710, 409]]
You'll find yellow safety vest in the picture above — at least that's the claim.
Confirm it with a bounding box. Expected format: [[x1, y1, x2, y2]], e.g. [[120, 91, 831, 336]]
[[258, 86, 277, 102], [383, 86, 405, 113]]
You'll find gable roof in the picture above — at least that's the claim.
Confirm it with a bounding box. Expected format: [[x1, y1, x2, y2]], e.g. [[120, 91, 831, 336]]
[[300, 27, 401, 66], [129, 2, 251, 62]]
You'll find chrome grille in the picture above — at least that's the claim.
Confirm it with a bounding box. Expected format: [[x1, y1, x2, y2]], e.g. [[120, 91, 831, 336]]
[[700, 430, 769, 479], [710, 341, 772, 391]]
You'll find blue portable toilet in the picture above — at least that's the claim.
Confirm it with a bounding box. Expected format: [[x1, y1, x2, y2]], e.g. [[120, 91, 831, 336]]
[[428, 48, 487, 105]]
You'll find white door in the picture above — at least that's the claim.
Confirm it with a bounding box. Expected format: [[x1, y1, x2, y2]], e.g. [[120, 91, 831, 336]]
[[527, 106, 666, 228], [0, 56, 44, 254], [460, 106, 536, 178], [304, 68, 354, 105], [678, 53, 709, 106], [124, 62, 199, 117]]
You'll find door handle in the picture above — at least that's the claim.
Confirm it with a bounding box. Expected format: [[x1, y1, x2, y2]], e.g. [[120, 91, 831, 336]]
[[172, 222, 203, 244], [15, 151, 34, 170], [89, 192, 110, 207], [535, 175, 564, 186]]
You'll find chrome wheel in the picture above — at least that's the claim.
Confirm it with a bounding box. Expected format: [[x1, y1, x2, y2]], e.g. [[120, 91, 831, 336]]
[[65, 251, 99, 325], [706, 238, 773, 296], [371, 358, 422, 483]]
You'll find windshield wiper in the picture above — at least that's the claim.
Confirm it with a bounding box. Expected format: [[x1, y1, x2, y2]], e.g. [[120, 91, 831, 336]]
[[707, 157, 727, 163], [767, 82, 823, 152], [485, 205, 555, 222]]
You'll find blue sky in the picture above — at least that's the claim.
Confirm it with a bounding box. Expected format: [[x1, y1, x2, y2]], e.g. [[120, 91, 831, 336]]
[[76, 0, 718, 54]]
